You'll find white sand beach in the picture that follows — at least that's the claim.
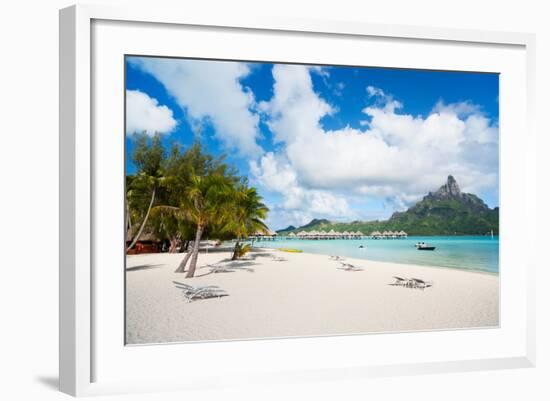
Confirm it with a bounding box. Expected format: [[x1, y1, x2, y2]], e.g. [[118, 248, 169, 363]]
[[126, 249, 499, 344]]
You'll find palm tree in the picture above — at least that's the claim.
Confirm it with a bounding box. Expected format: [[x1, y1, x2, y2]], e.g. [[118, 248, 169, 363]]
[[226, 184, 269, 260], [149, 205, 195, 253], [125, 175, 135, 236], [126, 134, 165, 251], [175, 173, 234, 277]]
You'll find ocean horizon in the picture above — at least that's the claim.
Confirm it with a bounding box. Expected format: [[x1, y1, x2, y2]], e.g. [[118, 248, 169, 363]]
[[252, 236, 499, 274]]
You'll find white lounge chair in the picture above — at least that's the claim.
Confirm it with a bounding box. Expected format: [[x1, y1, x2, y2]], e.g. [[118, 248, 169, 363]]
[[172, 281, 227, 302], [389, 276, 433, 289], [206, 263, 233, 273], [410, 278, 433, 289], [392, 276, 408, 286], [338, 262, 364, 271]]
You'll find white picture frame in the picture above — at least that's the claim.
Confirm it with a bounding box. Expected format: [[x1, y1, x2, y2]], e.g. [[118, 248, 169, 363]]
[[59, 4, 536, 397]]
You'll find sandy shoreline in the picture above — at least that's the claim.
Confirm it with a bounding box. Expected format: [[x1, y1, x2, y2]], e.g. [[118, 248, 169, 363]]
[[126, 249, 499, 344]]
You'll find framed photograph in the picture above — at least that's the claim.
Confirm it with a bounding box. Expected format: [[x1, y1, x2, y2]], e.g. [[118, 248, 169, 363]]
[[59, 4, 536, 396]]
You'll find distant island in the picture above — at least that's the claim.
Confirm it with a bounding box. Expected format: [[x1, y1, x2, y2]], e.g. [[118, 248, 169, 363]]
[[277, 176, 498, 236]]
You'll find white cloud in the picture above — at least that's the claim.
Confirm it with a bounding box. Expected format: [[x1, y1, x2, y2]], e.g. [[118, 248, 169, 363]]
[[311, 66, 330, 79], [334, 82, 345, 96], [432, 99, 480, 118], [365, 85, 403, 113], [126, 90, 176, 136], [366, 85, 384, 97], [129, 57, 261, 155], [258, 65, 335, 145], [253, 65, 498, 226], [249, 152, 352, 227]]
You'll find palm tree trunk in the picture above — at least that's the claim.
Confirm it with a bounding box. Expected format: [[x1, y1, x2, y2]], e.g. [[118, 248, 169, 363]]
[[231, 239, 240, 260], [125, 200, 132, 234], [126, 187, 156, 251], [175, 245, 193, 273], [168, 237, 178, 253], [175, 250, 192, 273], [185, 225, 204, 278]]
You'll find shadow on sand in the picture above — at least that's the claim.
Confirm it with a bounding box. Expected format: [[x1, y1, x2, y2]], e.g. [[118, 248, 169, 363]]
[[193, 260, 258, 277], [126, 264, 165, 272]]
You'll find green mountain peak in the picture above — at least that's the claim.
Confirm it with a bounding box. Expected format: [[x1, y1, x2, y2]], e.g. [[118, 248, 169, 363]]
[[279, 176, 498, 236]]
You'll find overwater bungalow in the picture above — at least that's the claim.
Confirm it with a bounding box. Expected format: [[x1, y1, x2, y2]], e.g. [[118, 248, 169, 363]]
[[369, 230, 407, 239], [286, 228, 403, 241], [287, 229, 366, 240], [250, 228, 278, 241]]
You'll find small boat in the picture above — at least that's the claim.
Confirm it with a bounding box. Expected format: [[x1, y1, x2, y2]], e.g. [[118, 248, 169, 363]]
[[416, 242, 436, 251], [359, 245, 365, 249]]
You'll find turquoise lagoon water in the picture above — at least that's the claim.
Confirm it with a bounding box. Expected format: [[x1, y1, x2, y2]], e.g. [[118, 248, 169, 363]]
[[252, 236, 499, 274]]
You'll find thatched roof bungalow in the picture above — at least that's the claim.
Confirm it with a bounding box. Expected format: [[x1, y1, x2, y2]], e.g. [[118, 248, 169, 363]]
[[126, 227, 162, 255]]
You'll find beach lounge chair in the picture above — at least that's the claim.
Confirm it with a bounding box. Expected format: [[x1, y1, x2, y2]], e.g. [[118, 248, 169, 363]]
[[206, 263, 233, 273], [329, 255, 345, 261], [338, 262, 364, 271], [392, 276, 408, 286], [410, 278, 433, 289], [172, 281, 227, 302], [389, 276, 433, 289], [271, 256, 287, 262]]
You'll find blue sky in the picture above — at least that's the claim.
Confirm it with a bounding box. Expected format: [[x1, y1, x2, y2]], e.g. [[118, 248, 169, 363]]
[[125, 56, 499, 230]]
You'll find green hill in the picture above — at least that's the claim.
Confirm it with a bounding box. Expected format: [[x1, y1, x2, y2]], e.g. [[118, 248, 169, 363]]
[[276, 225, 296, 234], [278, 176, 498, 236]]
